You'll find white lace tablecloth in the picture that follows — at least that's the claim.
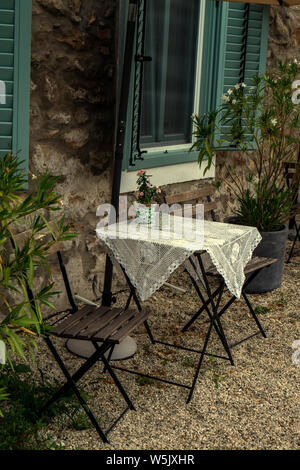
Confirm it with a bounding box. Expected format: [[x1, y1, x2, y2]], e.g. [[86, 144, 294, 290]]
[[96, 215, 261, 302]]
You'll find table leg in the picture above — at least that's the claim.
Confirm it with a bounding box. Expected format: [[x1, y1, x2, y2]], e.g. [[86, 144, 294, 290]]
[[186, 256, 233, 363]]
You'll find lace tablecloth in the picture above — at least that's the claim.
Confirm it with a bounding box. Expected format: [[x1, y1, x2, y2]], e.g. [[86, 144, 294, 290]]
[[96, 215, 261, 301]]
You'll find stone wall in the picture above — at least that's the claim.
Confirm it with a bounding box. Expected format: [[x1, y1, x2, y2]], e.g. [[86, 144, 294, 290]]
[[29, 0, 118, 307], [27, 2, 300, 309], [268, 5, 300, 65]]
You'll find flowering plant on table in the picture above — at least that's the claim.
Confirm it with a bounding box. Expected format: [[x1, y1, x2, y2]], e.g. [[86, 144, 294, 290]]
[[135, 170, 161, 224], [136, 170, 161, 205]]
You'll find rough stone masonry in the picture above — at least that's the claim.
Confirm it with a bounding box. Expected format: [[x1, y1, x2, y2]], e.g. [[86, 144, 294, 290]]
[[27, 1, 300, 309]]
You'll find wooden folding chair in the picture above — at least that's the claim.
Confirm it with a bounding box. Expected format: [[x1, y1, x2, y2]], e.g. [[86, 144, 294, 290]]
[[182, 253, 276, 363], [164, 186, 217, 221], [10, 226, 151, 444], [162, 186, 276, 360], [284, 160, 300, 263]]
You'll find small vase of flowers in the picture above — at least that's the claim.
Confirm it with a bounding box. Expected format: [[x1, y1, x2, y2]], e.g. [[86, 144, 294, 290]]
[[135, 170, 161, 224]]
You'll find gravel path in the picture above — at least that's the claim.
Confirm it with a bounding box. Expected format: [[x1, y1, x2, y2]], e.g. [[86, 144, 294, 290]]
[[35, 239, 300, 450]]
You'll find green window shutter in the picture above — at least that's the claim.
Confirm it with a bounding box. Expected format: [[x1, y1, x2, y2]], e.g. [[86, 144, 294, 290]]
[[0, 0, 32, 174], [198, 0, 222, 118], [213, 1, 270, 149]]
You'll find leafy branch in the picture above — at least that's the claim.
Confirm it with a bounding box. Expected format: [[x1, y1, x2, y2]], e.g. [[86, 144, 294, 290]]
[[191, 60, 300, 231], [0, 153, 77, 397]]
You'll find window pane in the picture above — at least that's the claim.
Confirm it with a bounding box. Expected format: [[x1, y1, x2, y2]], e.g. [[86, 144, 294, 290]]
[[141, 0, 200, 148]]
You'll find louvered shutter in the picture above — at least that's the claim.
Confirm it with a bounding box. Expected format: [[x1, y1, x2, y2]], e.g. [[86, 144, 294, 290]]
[[0, 0, 32, 173], [213, 1, 270, 148]]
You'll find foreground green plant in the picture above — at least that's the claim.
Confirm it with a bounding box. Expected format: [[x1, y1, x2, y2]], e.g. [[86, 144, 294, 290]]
[[254, 306, 270, 316], [0, 362, 91, 450], [208, 352, 225, 390], [0, 153, 77, 406]]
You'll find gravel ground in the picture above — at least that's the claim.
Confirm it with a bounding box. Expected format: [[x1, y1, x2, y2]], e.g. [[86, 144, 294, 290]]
[[34, 239, 300, 450]]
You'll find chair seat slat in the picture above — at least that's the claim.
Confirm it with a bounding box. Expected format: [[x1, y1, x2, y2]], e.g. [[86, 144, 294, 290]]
[[76, 308, 124, 340], [55, 307, 147, 345], [109, 310, 149, 343], [94, 309, 137, 342], [63, 306, 113, 337], [172, 202, 217, 217], [206, 257, 277, 277], [54, 304, 93, 336], [245, 257, 277, 274], [165, 187, 214, 205]]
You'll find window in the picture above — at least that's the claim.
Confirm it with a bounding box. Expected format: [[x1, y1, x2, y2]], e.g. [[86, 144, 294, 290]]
[[120, 0, 270, 172], [140, 0, 201, 149], [0, 0, 32, 174]]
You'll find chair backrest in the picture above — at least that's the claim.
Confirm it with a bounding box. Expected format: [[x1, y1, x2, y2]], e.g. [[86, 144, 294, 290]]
[[164, 186, 217, 221]]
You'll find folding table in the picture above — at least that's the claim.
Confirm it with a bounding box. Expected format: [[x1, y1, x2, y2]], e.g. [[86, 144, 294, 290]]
[[96, 214, 265, 402]]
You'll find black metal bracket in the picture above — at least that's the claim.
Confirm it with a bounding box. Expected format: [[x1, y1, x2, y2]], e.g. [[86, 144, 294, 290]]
[[130, 0, 150, 167], [240, 3, 250, 85], [135, 54, 152, 63]]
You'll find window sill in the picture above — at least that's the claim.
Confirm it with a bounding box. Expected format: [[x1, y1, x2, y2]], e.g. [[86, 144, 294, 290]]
[[125, 148, 201, 171], [120, 157, 216, 194]]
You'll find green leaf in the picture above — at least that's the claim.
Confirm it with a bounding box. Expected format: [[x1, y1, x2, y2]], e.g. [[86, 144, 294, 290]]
[[13, 363, 32, 373], [6, 331, 26, 361], [39, 299, 56, 309]]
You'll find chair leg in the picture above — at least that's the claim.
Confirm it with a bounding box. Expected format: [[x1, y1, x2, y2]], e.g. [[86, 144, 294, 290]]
[[41, 338, 111, 411], [196, 255, 235, 366], [43, 337, 109, 443], [181, 281, 224, 333], [143, 320, 156, 344], [41, 337, 136, 443], [287, 222, 300, 263], [186, 321, 214, 404], [101, 353, 136, 411], [242, 291, 267, 338], [92, 341, 135, 411], [102, 344, 115, 374]]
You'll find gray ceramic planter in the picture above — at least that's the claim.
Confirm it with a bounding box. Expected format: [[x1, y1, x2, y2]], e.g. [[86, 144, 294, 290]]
[[224, 217, 288, 294]]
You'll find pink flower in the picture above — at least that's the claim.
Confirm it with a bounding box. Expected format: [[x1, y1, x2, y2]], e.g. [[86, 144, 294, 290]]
[[157, 188, 161, 194], [147, 183, 152, 187], [137, 170, 146, 176], [139, 192, 144, 197]]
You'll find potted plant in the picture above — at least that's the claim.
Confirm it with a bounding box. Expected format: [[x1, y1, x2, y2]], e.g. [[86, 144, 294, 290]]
[[190, 59, 300, 292], [135, 170, 161, 224]]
